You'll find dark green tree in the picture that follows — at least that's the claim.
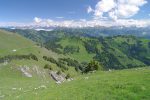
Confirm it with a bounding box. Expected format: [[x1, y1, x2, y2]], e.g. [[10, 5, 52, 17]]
[[84, 60, 100, 73]]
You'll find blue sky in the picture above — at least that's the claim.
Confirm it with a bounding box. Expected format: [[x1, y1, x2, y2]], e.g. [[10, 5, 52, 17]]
[[0, 0, 97, 22], [0, 0, 150, 27]]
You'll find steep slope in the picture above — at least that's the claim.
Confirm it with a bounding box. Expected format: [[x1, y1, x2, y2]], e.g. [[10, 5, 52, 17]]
[[45, 35, 150, 69], [45, 36, 95, 62], [0, 30, 80, 99], [3, 28, 150, 70], [0, 29, 149, 100], [0, 29, 79, 75]]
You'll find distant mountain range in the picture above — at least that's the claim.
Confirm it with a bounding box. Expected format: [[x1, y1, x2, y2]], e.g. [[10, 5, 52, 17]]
[[2, 26, 150, 39]]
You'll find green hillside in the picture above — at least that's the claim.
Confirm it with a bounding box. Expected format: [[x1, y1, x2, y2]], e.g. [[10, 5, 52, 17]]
[[44, 35, 150, 70], [5, 28, 150, 70], [0, 30, 80, 99], [2, 67, 150, 100], [0, 29, 150, 100]]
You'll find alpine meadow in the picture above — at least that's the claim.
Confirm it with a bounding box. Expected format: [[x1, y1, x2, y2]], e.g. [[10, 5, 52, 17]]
[[0, 0, 150, 100]]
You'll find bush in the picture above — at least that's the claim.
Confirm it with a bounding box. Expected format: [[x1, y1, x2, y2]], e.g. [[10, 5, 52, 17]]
[[59, 58, 81, 69], [44, 64, 52, 70], [83, 60, 100, 73], [65, 73, 71, 79], [61, 69, 65, 72], [43, 56, 57, 64], [57, 70, 61, 75], [30, 53, 38, 61], [0, 54, 38, 63]]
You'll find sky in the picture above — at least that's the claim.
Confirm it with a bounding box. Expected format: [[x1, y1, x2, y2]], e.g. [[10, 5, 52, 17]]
[[0, 0, 150, 27]]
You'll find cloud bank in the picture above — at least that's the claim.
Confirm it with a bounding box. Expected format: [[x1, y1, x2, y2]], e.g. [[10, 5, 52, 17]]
[[88, 0, 147, 20], [0, 0, 149, 28], [31, 17, 150, 28], [1, 17, 150, 28]]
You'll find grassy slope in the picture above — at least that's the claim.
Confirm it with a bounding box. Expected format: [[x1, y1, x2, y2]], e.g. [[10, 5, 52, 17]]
[[57, 37, 95, 62], [2, 67, 149, 100], [0, 29, 64, 71], [0, 30, 61, 58], [0, 29, 79, 71], [109, 36, 150, 66], [0, 30, 49, 99], [0, 30, 150, 99], [9, 29, 150, 68], [52, 35, 150, 69], [0, 30, 78, 99], [104, 37, 145, 67]]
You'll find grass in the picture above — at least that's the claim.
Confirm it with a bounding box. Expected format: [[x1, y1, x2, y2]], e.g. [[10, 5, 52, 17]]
[[0, 30, 150, 100], [34, 67, 150, 100], [57, 37, 95, 62], [0, 30, 62, 58], [0, 67, 149, 100], [0, 30, 78, 96]]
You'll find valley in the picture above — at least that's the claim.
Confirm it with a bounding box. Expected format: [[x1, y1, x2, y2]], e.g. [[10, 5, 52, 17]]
[[1, 0, 150, 99], [0, 29, 150, 100]]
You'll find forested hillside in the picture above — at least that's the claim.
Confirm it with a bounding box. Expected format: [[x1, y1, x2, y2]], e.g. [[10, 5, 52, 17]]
[[6, 29, 150, 70]]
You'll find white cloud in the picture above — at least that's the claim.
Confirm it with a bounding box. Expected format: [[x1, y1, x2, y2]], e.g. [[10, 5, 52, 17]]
[[90, 0, 147, 20], [109, 11, 117, 21], [115, 19, 150, 27], [87, 6, 93, 13], [31, 17, 150, 28], [0, 0, 149, 28], [34, 17, 42, 23], [94, 0, 116, 17], [1, 18, 150, 28], [118, 0, 147, 6], [117, 4, 139, 18]]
